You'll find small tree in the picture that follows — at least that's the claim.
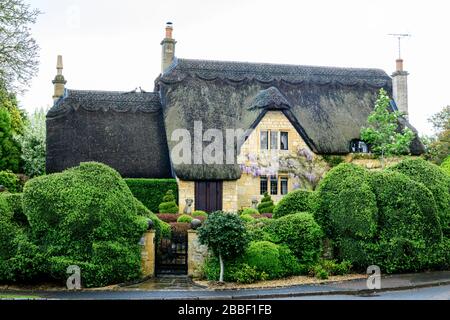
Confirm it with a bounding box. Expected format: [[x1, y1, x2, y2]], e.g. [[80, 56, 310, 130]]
[[198, 211, 248, 282], [0, 107, 21, 172], [18, 108, 46, 177], [423, 106, 450, 165], [158, 190, 179, 214], [257, 192, 275, 213], [360, 89, 414, 168]]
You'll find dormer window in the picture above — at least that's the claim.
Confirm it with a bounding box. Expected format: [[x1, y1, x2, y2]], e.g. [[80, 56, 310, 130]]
[[350, 140, 369, 153]]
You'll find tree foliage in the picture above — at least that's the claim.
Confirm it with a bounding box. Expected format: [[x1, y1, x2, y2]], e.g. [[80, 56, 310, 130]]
[[423, 105, 450, 165], [361, 89, 414, 166], [0, 0, 41, 91], [0, 106, 21, 172], [17, 108, 45, 177]]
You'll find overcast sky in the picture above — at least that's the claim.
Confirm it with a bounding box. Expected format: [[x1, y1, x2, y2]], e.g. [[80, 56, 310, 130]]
[[22, 0, 450, 135]]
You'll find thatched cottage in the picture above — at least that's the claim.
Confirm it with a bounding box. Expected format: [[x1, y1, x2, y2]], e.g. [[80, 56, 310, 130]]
[[47, 23, 424, 213]]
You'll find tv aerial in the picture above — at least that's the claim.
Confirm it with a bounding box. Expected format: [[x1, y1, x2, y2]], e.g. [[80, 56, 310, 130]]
[[388, 33, 411, 59]]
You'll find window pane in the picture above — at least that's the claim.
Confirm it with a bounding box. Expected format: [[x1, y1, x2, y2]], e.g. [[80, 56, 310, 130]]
[[270, 176, 278, 195], [260, 131, 268, 150], [280, 132, 288, 150], [281, 178, 288, 195], [260, 176, 268, 195], [270, 131, 278, 150]]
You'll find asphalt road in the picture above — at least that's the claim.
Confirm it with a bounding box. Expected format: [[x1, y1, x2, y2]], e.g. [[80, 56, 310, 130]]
[[275, 284, 450, 300]]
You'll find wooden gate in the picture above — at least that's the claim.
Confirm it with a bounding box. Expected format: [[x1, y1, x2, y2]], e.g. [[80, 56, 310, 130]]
[[195, 181, 223, 213]]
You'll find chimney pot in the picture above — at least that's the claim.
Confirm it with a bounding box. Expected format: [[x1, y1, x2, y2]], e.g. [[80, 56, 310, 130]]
[[396, 59, 403, 72], [165, 22, 173, 39]]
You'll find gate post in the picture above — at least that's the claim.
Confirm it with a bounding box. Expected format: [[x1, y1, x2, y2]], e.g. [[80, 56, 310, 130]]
[[187, 230, 208, 278], [141, 230, 156, 278]]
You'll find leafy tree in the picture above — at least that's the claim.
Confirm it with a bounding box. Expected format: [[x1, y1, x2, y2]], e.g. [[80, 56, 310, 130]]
[[198, 211, 248, 282], [0, 83, 25, 135], [0, 0, 41, 91], [423, 106, 450, 165], [361, 89, 414, 168], [18, 108, 45, 177], [0, 107, 21, 172]]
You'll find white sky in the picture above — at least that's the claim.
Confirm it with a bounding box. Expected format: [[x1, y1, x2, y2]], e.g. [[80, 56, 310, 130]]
[[21, 0, 450, 135]]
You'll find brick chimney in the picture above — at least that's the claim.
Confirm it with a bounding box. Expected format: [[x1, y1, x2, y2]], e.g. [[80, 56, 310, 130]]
[[52, 55, 67, 102], [161, 22, 176, 74], [392, 58, 409, 119]]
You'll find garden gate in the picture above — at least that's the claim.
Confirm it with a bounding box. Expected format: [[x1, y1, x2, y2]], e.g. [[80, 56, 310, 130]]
[[156, 231, 188, 275]]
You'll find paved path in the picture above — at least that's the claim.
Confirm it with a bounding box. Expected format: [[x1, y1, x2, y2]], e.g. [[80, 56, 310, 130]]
[[1, 271, 450, 300]]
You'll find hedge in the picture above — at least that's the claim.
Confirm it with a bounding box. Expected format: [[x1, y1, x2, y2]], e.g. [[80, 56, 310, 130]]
[[22, 162, 149, 287], [273, 189, 313, 219], [313, 163, 370, 238], [264, 212, 323, 264], [125, 179, 178, 213], [388, 158, 450, 235], [441, 156, 450, 176], [2, 193, 27, 226], [0, 171, 21, 193]]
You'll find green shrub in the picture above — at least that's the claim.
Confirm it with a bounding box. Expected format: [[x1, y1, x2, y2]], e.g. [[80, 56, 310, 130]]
[[22, 162, 149, 287], [245, 218, 273, 242], [313, 163, 370, 238], [240, 214, 255, 223], [2, 193, 27, 226], [0, 171, 21, 193], [265, 212, 323, 264], [257, 192, 275, 213], [367, 171, 443, 273], [158, 190, 179, 214], [202, 257, 268, 284], [241, 208, 259, 216], [309, 265, 329, 280], [316, 259, 352, 276], [125, 179, 178, 213], [193, 210, 208, 218], [134, 198, 170, 241], [322, 155, 344, 168], [244, 241, 283, 279], [441, 156, 450, 176], [388, 158, 450, 235], [273, 189, 313, 219], [177, 214, 193, 223]]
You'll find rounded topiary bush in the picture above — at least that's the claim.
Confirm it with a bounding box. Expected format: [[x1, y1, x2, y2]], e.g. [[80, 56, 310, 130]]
[[241, 208, 259, 216], [313, 163, 370, 238], [367, 171, 443, 273], [388, 158, 450, 235], [2, 193, 27, 226], [22, 162, 150, 287], [193, 210, 208, 218], [240, 214, 255, 223], [264, 212, 323, 264], [273, 189, 313, 219], [158, 190, 179, 214], [258, 192, 275, 213], [177, 214, 193, 223]]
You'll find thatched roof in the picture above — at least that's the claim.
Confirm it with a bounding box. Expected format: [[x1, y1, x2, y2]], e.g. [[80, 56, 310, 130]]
[[46, 89, 173, 178], [158, 58, 424, 180]]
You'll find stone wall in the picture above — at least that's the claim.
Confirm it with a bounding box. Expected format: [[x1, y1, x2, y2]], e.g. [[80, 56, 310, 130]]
[[140, 230, 156, 278], [187, 230, 208, 278], [178, 178, 195, 213]]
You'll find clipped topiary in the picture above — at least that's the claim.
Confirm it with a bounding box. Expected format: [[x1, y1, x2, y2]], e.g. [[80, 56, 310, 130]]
[[273, 189, 313, 219], [240, 214, 255, 223], [2, 193, 27, 226], [313, 163, 370, 238], [177, 214, 193, 223], [241, 208, 259, 216], [367, 171, 443, 272], [265, 212, 323, 264], [22, 162, 149, 288], [158, 190, 179, 214], [388, 158, 450, 235], [257, 192, 275, 213], [193, 210, 208, 218]]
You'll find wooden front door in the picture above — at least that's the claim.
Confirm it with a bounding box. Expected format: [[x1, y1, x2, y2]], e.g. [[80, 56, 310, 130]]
[[195, 181, 223, 213]]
